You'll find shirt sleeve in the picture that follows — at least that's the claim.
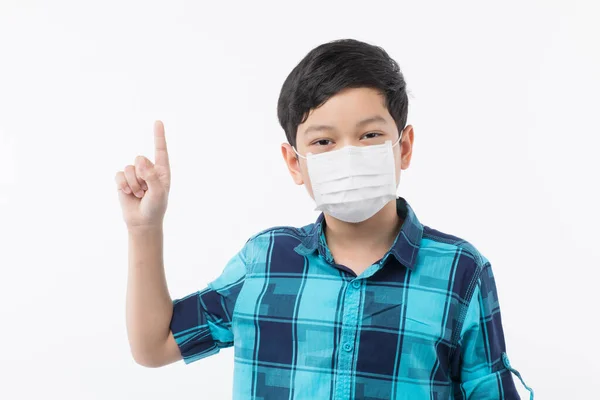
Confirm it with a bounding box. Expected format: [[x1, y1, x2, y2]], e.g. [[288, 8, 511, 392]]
[[453, 262, 531, 399], [169, 246, 247, 364]]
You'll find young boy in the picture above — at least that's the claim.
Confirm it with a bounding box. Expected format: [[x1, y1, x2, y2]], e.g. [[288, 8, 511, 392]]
[[116, 39, 533, 399]]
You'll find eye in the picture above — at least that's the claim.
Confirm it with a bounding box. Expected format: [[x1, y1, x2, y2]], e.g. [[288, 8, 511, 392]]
[[361, 132, 382, 140], [311, 139, 333, 146]]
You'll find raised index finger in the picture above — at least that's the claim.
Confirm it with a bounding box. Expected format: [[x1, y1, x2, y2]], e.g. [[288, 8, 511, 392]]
[[154, 120, 170, 169]]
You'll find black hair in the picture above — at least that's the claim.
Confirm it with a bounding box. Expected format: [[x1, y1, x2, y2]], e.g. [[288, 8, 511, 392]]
[[277, 38, 410, 148]]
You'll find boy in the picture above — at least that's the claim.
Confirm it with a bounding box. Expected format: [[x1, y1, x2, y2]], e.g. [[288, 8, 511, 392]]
[[116, 38, 533, 399]]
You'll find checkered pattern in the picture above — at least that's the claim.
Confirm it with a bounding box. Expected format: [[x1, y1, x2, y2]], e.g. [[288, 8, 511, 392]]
[[169, 197, 531, 399]]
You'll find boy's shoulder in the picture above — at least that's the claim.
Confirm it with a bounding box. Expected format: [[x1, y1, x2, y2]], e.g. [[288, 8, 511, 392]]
[[246, 222, 314, 242], [239, 222, 317, 259], [418, 225, 495, 307], [421, 224, 490, 268]]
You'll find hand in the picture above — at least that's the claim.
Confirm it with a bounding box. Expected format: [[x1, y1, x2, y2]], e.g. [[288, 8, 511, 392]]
[[115, 120, 171, 230]]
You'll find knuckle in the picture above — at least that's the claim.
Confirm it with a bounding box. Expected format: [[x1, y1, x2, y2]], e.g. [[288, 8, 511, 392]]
[[135, 155, 152, 170], [125, 173, 140, 186], [128, 178, 140, 189]]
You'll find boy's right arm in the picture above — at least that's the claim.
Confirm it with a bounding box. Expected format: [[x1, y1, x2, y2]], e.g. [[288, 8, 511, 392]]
[[126, 226, 182, 367], [116, 121, 185, 367], [126, 223, 248, 368], [115, 120, 182, 367], [117, 121, 246, 367]]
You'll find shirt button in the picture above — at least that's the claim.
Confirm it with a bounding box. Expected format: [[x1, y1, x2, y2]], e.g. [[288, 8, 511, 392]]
[[352, 280, 361, 289], [343, 342, 353, 352]]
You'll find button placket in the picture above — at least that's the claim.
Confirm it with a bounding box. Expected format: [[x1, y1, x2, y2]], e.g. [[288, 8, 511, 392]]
[[335, 280, 362, 399]]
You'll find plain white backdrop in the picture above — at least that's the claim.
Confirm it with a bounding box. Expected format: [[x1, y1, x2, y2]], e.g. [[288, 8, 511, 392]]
[[1, 0, 598, 398]]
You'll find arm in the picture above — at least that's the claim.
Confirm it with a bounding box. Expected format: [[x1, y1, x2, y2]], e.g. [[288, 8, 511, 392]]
[[125, 225, 249, 367], [453, 262, 532, 399], [126, 226, 182, 367], [117, 120, 179, 367], [169, 246, 247, 364]]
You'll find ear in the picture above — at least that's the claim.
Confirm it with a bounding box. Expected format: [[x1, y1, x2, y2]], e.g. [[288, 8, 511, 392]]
[[281, 143, 304, 185], [400, 125, 415, 170]]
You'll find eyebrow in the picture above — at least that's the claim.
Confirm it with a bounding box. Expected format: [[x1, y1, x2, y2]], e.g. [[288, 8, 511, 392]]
[[303, 115, 388, 135]]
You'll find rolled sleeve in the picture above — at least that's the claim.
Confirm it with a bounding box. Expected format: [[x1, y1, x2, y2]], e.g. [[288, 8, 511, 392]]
[[454, 262, 532, 399], [170, 247, 247, 364]]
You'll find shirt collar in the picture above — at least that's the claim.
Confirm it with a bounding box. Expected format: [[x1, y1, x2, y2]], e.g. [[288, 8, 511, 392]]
[[294, 196, 423, 271]]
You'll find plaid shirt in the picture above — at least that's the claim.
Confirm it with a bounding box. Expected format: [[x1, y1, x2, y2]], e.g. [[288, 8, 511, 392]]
[[169, 197, 533, 399]]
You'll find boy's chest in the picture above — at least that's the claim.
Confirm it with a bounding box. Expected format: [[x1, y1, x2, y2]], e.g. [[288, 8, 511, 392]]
[[231, 255, 461, 383]]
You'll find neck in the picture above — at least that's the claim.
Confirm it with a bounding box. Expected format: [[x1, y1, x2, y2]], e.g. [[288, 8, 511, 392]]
[[323, 200, 403, 253]]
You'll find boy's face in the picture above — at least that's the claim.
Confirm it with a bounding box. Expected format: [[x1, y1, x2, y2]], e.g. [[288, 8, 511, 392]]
[[281, 86, 414, 200]]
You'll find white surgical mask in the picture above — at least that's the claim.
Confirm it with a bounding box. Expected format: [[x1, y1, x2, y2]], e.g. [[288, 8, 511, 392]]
[[293, 134, 402, 223]]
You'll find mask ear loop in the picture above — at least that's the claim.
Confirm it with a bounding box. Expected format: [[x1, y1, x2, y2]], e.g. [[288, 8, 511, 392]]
[[291, 146, 307, 160], [392, 131, 403, 148]]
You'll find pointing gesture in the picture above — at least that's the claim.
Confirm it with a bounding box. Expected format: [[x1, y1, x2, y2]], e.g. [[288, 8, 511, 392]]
[[154, 120, 170, 173], [115, 120, 171, 230]]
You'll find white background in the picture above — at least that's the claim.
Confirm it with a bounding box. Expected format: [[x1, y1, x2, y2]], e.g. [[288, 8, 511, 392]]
[[1, 0, 598, 399]]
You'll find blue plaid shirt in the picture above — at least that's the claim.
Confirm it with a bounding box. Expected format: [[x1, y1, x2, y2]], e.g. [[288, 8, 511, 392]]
[[170, 197, 533, 399]]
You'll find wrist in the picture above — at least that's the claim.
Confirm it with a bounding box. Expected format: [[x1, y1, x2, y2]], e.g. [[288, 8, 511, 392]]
[[127, 224, 163, 236]]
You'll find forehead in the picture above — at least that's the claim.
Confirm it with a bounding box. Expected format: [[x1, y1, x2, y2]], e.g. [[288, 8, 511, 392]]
[[298, 87, 393, 131]]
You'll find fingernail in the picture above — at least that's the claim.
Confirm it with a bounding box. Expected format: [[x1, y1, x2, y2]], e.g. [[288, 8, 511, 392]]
[[124, 187, 131, 194], [135, 191, 144, 198], [142, 183, 148, 190]]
